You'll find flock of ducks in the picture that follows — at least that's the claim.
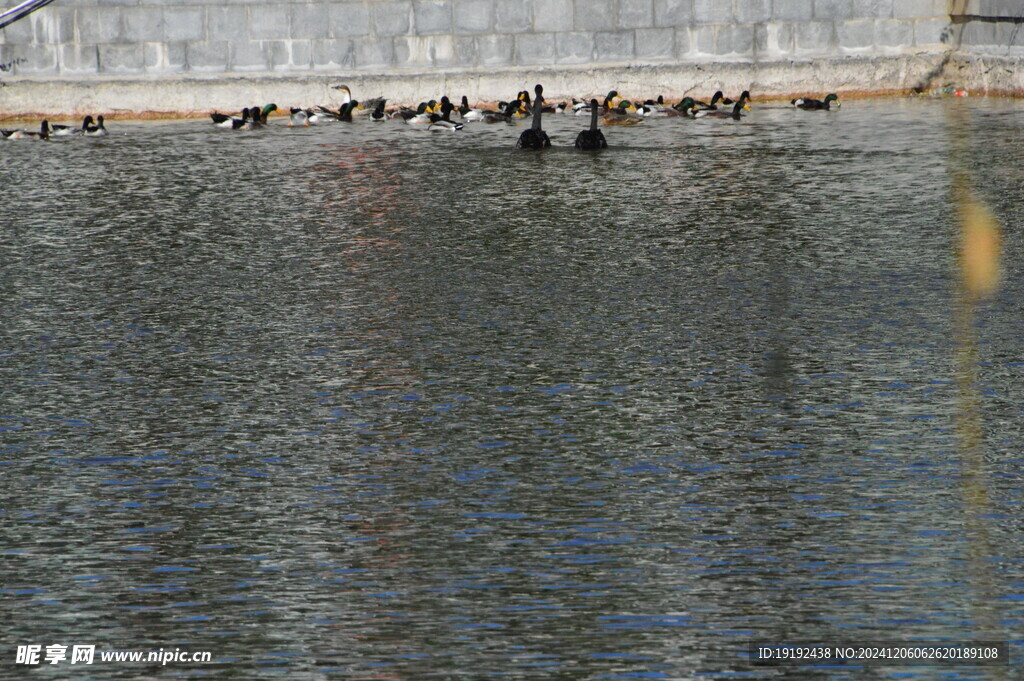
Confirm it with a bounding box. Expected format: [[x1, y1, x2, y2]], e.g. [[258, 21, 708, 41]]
[[1, 115, 107, 140], [0, 85, 841, 145]]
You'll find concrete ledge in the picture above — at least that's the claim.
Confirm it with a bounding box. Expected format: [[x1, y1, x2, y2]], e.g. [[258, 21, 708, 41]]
[[0, 51, 1015, 118]]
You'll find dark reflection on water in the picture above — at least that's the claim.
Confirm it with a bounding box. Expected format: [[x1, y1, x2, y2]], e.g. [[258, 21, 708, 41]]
[[2, 99, 1023, 679]]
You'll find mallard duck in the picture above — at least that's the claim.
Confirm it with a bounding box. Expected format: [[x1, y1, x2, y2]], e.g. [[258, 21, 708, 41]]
[[792, 93, 839, 110], [369, 99, 387, 120], [482, 100, 522, 124], [212, 108, 250, 129], [427, 98, 464, 132], [671, 96, 700, 115], [2, 120, 49, 140], [574, 90, 621, 116], [637, 95, 684, 117], [50, 119, 85, 136], [516, 84, 551, 149], [693, 90, 725, 111], [695, 100, 750, 120], [288, 107, 309, 126], [83, 115, 108, 136], [722, 90, 751, 107], [602, 100, 642, 125], [574, 99, 607, 150], [404, 102, 435, 125], [255, 103, 278, 125]]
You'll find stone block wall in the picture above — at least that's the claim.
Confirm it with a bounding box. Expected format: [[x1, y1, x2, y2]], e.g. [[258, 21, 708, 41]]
[[953, 0, 1024, 53], [1, 0, 955, 78]]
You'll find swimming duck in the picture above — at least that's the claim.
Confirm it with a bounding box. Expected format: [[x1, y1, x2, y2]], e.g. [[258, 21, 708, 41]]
[[481, 100, 522, 124], [693, 90, 725, 111], [574, 99, 607, 150], [695, 100, 750, 120], [211, 108, 250, 129], [83, 115, 108, 136], [792, 93, 839, 110], [288, 107, 309, 126], [1, 120, 49, 140], [722, 90, 751, 107], [369, 99, 388, 121], [404, 102, 436, 125], [574, 90, 621, 116], [516, 84, 551, 149], [50, 119, 86, 136], [637, 95, 684, 117], [602, 100, 642, 125], [427, 98, 464, 132], [255, 103, 278, 125]]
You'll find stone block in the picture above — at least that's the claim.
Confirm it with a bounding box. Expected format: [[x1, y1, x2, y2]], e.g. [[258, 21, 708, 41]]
[[123, 7, 165, 42], [914, 17, 950, 45], [693, 24, 715, 53], [735, 0, 771, 24], [163, 6, 203, 41], [555, 31, 593, 63], [231, 39, 268, 70], [94, 0, 141, 7], [249, 5, 290, 39], [534, 0, 573, 31], [515, 32, 555, 65], [185, 40, 229, 72], [717, 23, 754, 55], [634, 27, 674, 58], [574, 0, 614, 31], [673, 25, 692, 55], [352, 36, 393, 67], [311, 38, 354, 69], [654, 0, 692, 27], [795, 19, 834, 53], [693, 0, 732, 23], [754, 22, 794, 54], [288, 39, 312, 68], [618, 0, 654, 29], [476, 33, 513, 65], [595, 30, 634, 60], [77, 7, 125, 44], [495, 1, 532, 32], [265, 40, 289, 70], [852, 0, 892, 19], [394, 34, 456, 66], [413, 0, 451, 34], [814, 0, 852, 19], [10, 43, 58, 73], [773, 0, 813, 21], [874, 18, 912, 46], [144, 41, 187, 72], [290, 4, 330, 40], [58, 43, 99, 74], [837, 17, 874, 47], [35, 7, 76, 44], [2, 13, 37, 43], [454, 0, 492, 33], [98, 43, 144, 72], [964, 0, 1023, 14], [454, 35, 476, 65], [373, 2, 411, 36], [330, 2, 371, 37], [893, 0, 935, 18]]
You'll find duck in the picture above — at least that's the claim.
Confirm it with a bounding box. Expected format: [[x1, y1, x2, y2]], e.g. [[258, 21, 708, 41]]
[[50, 119, 86, 136], [481, 100, 522, 124], [83, 115, 108, 136], [637, 95, 684, 117], [721, 90, 751, 107], [602, 100, 642, 126], [369, 99, 388, 121], [404, 101, 436, 125], [574, 90, 621, 116], [288, 107, 309, 126], [574, 99, 607, 150], [255, 103, 278, 125], [792, 93, 839, 110], [1, 120, 50, 140], [211, 108, 251, 129], [695, 99, 750, 120], [516, 84, 551, 149], [693, 90, 725, 111], [672, 96, 701, 115], [427, 98, 464, 132]]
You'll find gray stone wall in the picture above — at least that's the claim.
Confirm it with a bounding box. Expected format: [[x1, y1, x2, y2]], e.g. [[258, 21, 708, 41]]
[[954, 0, 1024, 53], [1, 0, 954, 78]]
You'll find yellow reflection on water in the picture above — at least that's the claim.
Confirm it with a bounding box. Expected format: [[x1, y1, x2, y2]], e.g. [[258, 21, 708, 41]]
[[949, 99, 1006, 680]]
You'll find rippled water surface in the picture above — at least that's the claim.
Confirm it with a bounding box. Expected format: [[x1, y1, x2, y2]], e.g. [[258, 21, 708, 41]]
[[2, 98, 1024, 679]]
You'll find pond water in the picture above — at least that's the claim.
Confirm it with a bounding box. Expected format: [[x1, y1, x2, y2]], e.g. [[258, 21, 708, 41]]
[[1, 98, 1023, 679]]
